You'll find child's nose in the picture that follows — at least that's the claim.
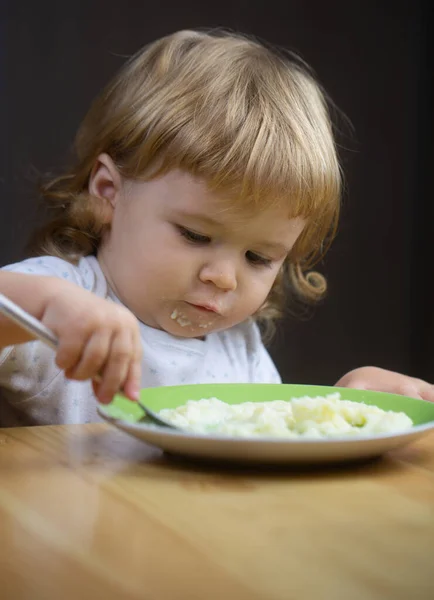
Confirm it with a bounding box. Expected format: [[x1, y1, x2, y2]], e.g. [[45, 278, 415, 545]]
[[199, 260, 237, 291]]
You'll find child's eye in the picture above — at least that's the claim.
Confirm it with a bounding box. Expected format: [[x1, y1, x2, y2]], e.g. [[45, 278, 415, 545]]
[[246, 251, 273, 268], [178, 226, 211, 244]]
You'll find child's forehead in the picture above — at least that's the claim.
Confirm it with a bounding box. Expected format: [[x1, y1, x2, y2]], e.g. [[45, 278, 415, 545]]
[[148, 169, 305, 222], [170, 200, 296, 228]]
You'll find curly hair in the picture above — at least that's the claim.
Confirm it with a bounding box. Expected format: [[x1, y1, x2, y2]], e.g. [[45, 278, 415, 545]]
[[31, 29, 341, 340]]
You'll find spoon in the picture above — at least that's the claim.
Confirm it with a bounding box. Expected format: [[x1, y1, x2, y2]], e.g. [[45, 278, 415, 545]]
[[0, 292, 178, 429]]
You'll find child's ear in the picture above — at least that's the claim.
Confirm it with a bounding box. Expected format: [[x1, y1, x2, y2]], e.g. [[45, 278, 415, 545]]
[[88, 153, 122, 224]]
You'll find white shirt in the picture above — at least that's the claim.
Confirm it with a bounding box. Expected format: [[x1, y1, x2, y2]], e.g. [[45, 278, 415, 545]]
[[0, 256, 281, 426]]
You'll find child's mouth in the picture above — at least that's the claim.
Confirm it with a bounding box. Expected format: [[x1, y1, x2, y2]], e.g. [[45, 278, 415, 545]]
[[187, 303, 219, 314]]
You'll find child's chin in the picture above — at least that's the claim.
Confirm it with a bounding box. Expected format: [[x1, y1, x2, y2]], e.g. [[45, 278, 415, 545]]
[[164, 320, 218, 339]]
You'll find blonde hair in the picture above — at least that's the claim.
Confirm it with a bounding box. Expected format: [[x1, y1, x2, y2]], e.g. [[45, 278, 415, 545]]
[[32, 29, 341, 339]]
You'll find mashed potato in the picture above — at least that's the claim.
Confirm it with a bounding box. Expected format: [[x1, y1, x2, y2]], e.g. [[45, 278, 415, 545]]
[[158, 393, 413, 438]]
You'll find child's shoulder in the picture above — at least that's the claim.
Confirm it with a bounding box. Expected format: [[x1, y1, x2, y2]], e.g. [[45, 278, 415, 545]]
[[1, 255, 107, 295], [2, 255, 79, 279]]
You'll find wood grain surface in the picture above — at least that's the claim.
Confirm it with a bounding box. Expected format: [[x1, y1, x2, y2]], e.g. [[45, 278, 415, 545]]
[[0, 424, 433, 600]]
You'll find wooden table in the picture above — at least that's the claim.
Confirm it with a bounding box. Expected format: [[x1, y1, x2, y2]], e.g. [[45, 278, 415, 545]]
[[0, 424, 433, 600]]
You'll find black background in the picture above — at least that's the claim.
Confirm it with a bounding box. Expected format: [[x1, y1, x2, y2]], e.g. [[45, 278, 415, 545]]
[[1, 0, 432, 385]]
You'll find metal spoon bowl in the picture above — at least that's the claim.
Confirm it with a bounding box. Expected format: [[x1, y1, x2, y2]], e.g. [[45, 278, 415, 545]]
[[136, 400, 177, 429]]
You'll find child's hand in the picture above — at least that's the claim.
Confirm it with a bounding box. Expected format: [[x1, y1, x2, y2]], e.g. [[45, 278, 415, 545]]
[[42, 278, 142, 404], [335, 366, 434, 403]]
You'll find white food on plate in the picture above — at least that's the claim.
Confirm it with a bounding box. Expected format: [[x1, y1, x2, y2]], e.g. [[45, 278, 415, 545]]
[[158, 393, 413, 438]]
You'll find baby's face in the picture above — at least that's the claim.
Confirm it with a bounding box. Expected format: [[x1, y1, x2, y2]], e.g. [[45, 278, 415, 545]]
[[98, 169, 304, 338]]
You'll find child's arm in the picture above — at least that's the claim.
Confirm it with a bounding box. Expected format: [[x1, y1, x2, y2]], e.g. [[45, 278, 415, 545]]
[[335, 366, 434, 402], [0, 270, 142, 404]]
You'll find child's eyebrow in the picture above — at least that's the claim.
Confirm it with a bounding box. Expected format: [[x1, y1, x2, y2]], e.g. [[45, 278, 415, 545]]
[[172, 210, 226, 228], [257, 241, 290, 254]]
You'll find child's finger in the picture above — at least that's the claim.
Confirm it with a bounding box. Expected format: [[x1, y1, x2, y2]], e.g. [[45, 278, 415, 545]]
[[55, 332, 88, 373], [92, 379, 101, 399], [65, 331, 111, 381], [96, 330, 133, 403], [414, 380, 434, 403], [122, 357, 141, 401]]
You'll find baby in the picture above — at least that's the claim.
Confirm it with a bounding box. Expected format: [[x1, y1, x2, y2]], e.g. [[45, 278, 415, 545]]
[[1, 30, 431, 426]]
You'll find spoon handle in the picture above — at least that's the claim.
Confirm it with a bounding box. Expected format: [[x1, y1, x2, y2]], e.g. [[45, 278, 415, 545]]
[[0, 293, 58, 350]]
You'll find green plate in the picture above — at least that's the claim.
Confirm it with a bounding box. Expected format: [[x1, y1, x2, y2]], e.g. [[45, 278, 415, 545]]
[[98, 384, 434, 465]]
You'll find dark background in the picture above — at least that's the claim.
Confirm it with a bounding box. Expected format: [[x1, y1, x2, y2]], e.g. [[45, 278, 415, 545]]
[[1, 1, 432, 385]]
